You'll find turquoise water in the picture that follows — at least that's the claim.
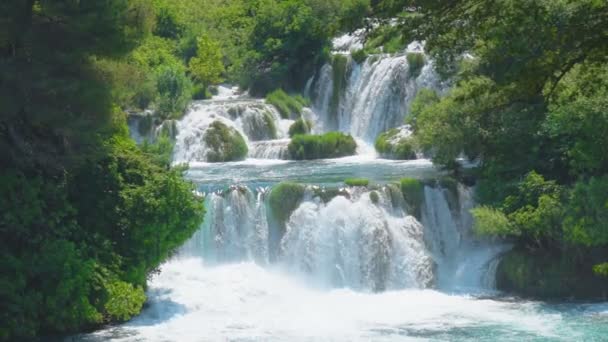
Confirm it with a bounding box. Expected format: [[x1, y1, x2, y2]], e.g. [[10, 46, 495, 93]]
[[77, 158, 608, 342]]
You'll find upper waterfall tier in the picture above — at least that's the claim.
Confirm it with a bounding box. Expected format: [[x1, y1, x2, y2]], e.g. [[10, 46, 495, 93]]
[[306, 52, 448, 142]]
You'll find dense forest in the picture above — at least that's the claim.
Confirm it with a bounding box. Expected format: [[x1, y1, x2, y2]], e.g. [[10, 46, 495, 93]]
[[1, 0, 607, 340]]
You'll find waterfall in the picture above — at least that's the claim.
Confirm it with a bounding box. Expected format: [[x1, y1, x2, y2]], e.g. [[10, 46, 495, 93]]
[[181, 182, 504, 292], [308, 54, 446, 142], [248, 139, 291, 160]]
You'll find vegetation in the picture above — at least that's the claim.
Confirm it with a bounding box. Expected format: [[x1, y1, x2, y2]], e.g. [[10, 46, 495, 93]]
[[268, 182, 305, 228], [406, 53, 425, 79], [369, 191, 380, 204], [345, 178, 370, 187], [203, 121, 248, 162], [288, 132, 357, 160], [390, 0, 608, 296], [375, 128, 416, 160], [400, 178, 424, 218], [288, 119, 313, 137], [266, 89, 310, 119]]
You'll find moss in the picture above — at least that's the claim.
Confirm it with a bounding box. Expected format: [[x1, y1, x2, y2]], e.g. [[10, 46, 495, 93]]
[[352, 49, 368, 64], [263, 111, 278, 139], [312, 187, 350, 203], [288, 118, 312, 137], [288, 132, 357, 160], [331, 55, 348, 117], [345, 178, 369, 187], [364, 25, 404, 54], [400, 178, 424, 218], [203, 121, 248, 162], [407, 53, 426, 79], [268, 182, 305, 226], [266, 89, 309, 119], [375, 129, 417, 160], [497, 249, 608, 299], [370, 191, 380, 204]]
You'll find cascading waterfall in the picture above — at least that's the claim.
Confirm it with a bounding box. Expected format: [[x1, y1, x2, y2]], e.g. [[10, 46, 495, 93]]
[[180, 183, 502, 292]]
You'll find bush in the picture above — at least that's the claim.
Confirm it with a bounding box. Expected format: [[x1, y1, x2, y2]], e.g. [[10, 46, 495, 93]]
[[156, 65, 193, 119], [266, 89, 309, 119], [407, 53, 426, 79], [400, 178, 424, 217], [288, 132, 357, 160], [203, 121, 248, 162], [345, 178, 369, 186], [268, 182, 305, 226], [471, 206, 517, 238], [375, 129, 417, 160], [288, 118, 312, 137], [104, 280, 146, 322]]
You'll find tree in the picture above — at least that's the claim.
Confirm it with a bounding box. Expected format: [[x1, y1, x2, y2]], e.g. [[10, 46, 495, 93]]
[[189, 35, 225, 89]]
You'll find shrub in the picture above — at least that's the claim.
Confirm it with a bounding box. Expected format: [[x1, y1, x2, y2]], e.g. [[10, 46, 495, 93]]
[[268, 182, 305, 226], [400, 178, 424, 217], [288, 132, 357, 160], [104, 280, 146, 322], [345, 178, 369, 187], [203, 121, 248, 162], [266, 89, 309, 119], [375, 129, 417, 160], [156, 65, 193, 119], [407, 53, 426, 79], [471, 206, 517, 237], [288, 118, 313, 137]]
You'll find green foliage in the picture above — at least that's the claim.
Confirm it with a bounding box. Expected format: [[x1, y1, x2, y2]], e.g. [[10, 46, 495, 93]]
[[288, 132, 357, 160], [203, 121, 248, 162], [472, 206, 517, 238], [345, 178, 369, 187], [400, 178, 424, 218], [156, 65, 193, 119], [594, 263, 608, 277], [374, 129, 416, 160], [268, 182, 305, 226], [104, 280, 146, 322], [141, 132, 175, 167], [189, 35, 225, 88], [266, 89, 309, 119], [563, 176, 608, 247], [364, 24, 403, 54], [330, 55, 349, 117], [288, 119, 313, 137], [406, 53, 425, 79]]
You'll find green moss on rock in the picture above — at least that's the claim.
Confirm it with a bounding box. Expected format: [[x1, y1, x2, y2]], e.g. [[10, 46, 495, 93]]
[[375, 129, 417, 160], [203, 121, 248, 162], [288, 118, 312, 137], [331, 55, 349, 117], [312, 187, 350, 203], [266, 89, 309, 119], [497, 249, 608, 299], [345, 178, 369, 187], [370, 191, 380, 204], [352, 49, 368, 64], [288, 132, 357, 160], [268, 182, 306, 226], [400, 178, 424, 218]]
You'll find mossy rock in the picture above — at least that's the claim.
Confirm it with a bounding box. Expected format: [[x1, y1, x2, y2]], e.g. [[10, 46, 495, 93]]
[[369, 191, 380, 204], [312, 187, 350, 203], [331, 55, 349, 117], [345, 178, 369, 187], [203, 121, 248, 162], [266, 89, 309, 119], [288, 132, 357, 160], [400, 178, 424, 218], [288, 118, 312, 137], [351, 49, 368, 64], [268, 182, 306, 227], [375, 128, 417, 160], [497, 249, 608, 300], [407, 53, 426, 79]]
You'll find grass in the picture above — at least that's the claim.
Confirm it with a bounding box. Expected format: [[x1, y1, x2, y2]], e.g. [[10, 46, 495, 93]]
[[344, 178, 370, 187], [266, 89, 310, 119], [288, 132, 357, 160], [288, 118, 313, 137]]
